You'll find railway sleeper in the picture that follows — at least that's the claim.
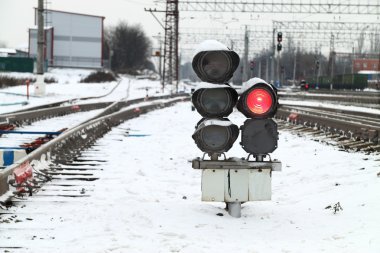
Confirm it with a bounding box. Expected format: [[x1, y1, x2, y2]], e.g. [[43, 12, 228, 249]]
[[341, 140, 365, 149], [348, 141, 375, 149], [368, 145, 380, 152]]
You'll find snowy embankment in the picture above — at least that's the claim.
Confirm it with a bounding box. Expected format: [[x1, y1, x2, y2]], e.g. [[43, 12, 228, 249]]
[[0, 101, 379, 253], [0, 68, 185, 115]]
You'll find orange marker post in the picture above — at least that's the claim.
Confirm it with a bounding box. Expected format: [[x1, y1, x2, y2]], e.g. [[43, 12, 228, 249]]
[[26, 79, 30, 100]]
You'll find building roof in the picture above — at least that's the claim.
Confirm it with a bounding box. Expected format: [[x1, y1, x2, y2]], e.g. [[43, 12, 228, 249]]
[[34, 8, 105, 19], [0, 48, 17, 54], [358, 70, 380, 74]]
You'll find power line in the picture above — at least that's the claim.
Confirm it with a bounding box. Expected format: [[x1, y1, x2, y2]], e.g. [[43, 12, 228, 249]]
[[178, 0, 380, 14]]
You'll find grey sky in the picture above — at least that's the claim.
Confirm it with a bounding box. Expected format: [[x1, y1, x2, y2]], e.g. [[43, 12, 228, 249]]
[[0, 0, 379, 59], [0, 0, 163, 48]]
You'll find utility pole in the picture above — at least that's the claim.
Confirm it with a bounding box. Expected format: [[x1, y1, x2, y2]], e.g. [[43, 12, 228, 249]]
[[292, 45, 297, 86], [153, 33, 163, 79], [243, 26, 249, 82], [265, 56, 269, 81], [145, 0, 179, 93], [162, 0, 179, 93], [35, 0, 46, 96], [351, 43, 355, 85], [316, 60, 320, 89], [271, 28, 275, 83], [378, 44, 380, 88], [159, 40, 162, 79], [277, 49, 280, 86], [330, 34, 335, 90], [257, 59, 261, 78]]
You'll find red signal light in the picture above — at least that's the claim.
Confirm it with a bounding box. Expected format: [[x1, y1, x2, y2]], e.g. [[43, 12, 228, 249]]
[[246, 88, 273, 115], [237, 80, 278, 118]]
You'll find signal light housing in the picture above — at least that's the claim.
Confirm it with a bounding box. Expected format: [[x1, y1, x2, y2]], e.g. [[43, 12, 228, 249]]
[[240, 119, 278, 155], [277, 32, 283, 43], [277, 43, 282, 52], [191, 84, 238, 118], [192, 50, 239, 84], [192, 119, 239, 154], [237, 79, 278, 119]]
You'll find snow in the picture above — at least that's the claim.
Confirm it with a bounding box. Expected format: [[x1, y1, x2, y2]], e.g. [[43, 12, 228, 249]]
[[0, 48, 17, 54], [0, 69, 379, 252], [0, 68, 187, 115], [194, 82, 233, 90], [0, 102, 379, 252], [193, 40, 230, 55], [241, 77, 274, 93], [279, 99, 380, 115], [200, 118, 236, 127]]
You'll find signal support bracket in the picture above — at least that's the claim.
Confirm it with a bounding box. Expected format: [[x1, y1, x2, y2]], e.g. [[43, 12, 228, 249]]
[[192, 157, 282, 171]]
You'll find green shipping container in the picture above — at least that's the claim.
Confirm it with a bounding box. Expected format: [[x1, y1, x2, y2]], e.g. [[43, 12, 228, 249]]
[[0, 57, 34, 73]]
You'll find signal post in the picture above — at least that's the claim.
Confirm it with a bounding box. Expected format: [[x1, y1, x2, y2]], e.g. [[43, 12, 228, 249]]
[[190, 40, 281, 218]]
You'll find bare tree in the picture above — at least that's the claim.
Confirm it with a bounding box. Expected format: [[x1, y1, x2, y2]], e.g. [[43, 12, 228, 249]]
[[106, 22, 152, 73]]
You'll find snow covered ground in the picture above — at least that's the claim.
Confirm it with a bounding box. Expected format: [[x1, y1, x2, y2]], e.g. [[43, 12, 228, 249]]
[[0, 101, 379, 253], [0, 70, 379, 252], [0, 69, 186, 114]]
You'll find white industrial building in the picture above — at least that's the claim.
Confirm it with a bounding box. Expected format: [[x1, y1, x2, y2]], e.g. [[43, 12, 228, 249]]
[[29, 9, 105, 68]]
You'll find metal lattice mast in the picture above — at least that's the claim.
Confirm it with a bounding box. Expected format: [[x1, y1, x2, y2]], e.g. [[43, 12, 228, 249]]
[[162, 0, 179, 92], [273, 21, 380, 32]]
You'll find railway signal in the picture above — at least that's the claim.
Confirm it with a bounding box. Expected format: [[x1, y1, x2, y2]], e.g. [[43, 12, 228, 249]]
[[277, 32, 282, 52], [237, 78, 279, 155], [191, 40, 282, 218], [191, 41, 240, 157], [277, 43, 282, 52], [191, 85, 239, 154], [277, 32, 282, 43]]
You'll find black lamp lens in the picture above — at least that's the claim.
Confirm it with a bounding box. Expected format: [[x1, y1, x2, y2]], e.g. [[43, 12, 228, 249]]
[[200, 52, 230, 82], [200, 89, 230, 115], [201, 125, 229, 150]]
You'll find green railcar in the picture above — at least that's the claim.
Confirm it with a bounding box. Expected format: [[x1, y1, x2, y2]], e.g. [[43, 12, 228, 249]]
[[307, 74, 368, 90]]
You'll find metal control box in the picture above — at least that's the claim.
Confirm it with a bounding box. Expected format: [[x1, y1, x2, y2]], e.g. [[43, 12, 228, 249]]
[[201, 168, 272, 202]]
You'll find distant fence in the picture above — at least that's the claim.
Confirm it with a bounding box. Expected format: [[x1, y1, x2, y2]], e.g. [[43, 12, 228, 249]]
[[0, 57, 34, 73]]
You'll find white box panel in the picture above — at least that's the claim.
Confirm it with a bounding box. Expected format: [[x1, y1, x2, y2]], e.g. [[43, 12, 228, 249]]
[[249, 168, 272, 201], [201, 169, 224, 202], [201, 168, 272, 203], [224, 169, 249, 202]]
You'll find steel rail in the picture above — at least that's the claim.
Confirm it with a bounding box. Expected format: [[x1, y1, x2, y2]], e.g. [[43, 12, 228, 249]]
[[281, 105, 380, 125], [279, 105, 380, 128], [0, 95, 189, 197], [276, 106, 380, 144], [283, 105, 380, 120], [0, 79, 124, 115], [305, 90, 380, 97], [0, 94, 184, 126], [278, 92, 380, 105]]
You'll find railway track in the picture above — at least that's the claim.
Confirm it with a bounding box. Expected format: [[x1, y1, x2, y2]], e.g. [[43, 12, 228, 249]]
[[0, 100, 377, 252], [0, 117, 161, 251], [0, 94, 188, 202], [276, 105, 380, 153], [0, 108, 105, 148], [278, 91, 380, 108]]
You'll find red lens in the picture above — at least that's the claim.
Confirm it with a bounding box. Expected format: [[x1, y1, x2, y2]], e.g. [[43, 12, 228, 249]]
[[246, 88, 273, 115]]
